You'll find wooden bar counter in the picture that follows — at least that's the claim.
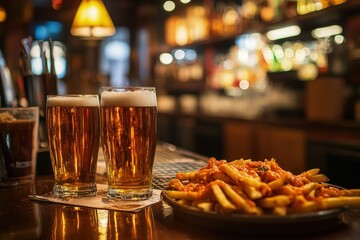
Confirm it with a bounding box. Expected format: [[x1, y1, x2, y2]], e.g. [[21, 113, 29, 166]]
[[1, 144, 360, 240]]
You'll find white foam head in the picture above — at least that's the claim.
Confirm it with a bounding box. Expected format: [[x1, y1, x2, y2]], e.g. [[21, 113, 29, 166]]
[[47, 95, 99, 107], [101, 90, 157, 107]]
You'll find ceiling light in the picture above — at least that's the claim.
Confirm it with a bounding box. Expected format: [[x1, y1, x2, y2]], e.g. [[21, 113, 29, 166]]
[[71, 0, 115, 38], [311, 25, 342, 39], [334, 35, 345, 44], [159, 53, 173, 65], [174, 49, 185, 60], [164, 1, 176, 12], [266, 25, 301, 41]]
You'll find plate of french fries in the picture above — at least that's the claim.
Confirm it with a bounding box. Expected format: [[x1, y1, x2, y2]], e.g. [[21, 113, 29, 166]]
[[162, 157, 360, 235]]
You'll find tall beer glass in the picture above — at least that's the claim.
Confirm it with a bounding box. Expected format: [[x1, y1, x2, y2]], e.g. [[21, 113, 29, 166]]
[[46, 95, 100, 197], [0, 107, 39, 186], [101, 87, 157, 200]]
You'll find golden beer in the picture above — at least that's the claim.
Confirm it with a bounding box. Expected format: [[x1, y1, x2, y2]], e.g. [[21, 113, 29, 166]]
[[101, 87, 157, 200], [46, 95, 100, 196]]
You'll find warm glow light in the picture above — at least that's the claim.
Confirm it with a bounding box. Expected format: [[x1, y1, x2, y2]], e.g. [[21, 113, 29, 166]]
[[281, 60, 292, 71], [266, 25, 301, 41], [284, 47, 294, 58], [223, 7, 238, 25], [312, 25, 343, 39], [159, 53, 173, 65], [164, 1, 176, 12], [239, 80, 249, 90], [334, 35, 345, 44], [262, 47, 274, 64], [272, 44, 284, 59], [237, 49, 249, 64], [174, 49, 185, 60], [185, 49, 197, 61], [223, 60, 234, 70], [71, 0, 115, 38], [52, 0, 63, 10], [298, 63, 318, 81], [220, 71, 235, 87], [0, 7, 6, 22], [175, 21, 188, 45], [295, 49, 306, 64], [180, 0, 191, 4]]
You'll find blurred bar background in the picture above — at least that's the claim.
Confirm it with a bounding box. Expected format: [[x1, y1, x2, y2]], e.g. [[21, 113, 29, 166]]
[[0, 0, 359, 187]]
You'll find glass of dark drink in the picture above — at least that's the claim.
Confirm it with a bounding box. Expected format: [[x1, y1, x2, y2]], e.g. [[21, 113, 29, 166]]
[[101, 87, 157, 200], [46, 95, 100, 197], [0, 107, 39, 186]]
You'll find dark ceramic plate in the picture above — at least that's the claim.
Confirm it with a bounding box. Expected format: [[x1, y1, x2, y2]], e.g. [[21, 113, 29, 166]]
[[162, 190, 350, 236]]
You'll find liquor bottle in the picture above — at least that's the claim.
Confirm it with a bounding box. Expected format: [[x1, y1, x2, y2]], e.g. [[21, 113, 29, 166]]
[[20, 37, 35, 106]]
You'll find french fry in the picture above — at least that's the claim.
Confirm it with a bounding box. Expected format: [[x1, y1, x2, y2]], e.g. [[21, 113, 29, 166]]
[[348, 189, 360, 196], [221, 182, 261, 215], [243, 185, 262, 200], [258, 195, 292, 208], [211, 172, 234, 184], [176, 169, 212, 181], [166, 190, 199, 200], [273, 206, 287, 216], [305, 168, 320, 176], [277, 185, 299, 196], [228, 158, 251, 167], [320, 197, 360, 209], [308, 189, 315, 198], [228, 159, 241, 166], [175, 171, 197, 181], [167, 179, 186, 190], [288, 201, 320, 213], [196, 202, 213, 212], [240, 176, 264, 189], [289, 196, 360, 214], [268, 177, 286, 191], [211, 183, 236, 212], [311, 174, 329, 183], [219, 164, 242, 185], [301, 182, 318, 195], [220, 164, 264, 189]]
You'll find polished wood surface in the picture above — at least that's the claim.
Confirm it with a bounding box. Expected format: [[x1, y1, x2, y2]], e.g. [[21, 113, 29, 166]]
[[1, 157, 360, 239]]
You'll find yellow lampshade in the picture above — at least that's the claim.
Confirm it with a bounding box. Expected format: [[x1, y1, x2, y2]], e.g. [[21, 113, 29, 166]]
[[71, 0, 115, 38]]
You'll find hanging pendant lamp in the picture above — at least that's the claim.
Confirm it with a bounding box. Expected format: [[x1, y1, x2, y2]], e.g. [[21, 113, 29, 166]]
[[70, 0, 115, 38]]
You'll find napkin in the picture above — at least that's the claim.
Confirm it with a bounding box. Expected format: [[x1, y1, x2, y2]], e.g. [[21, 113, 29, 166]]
[[29, 184, 162, 212]]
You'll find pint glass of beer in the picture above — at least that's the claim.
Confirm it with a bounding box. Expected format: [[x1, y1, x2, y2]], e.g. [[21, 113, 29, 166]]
[[101, 87, 157, 200], [0, 107, 39, 186], [46, 95, 100, 197]]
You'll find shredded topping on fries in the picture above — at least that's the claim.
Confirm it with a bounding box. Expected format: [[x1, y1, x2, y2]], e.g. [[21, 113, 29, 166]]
[[165, 157, 360, 216]]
